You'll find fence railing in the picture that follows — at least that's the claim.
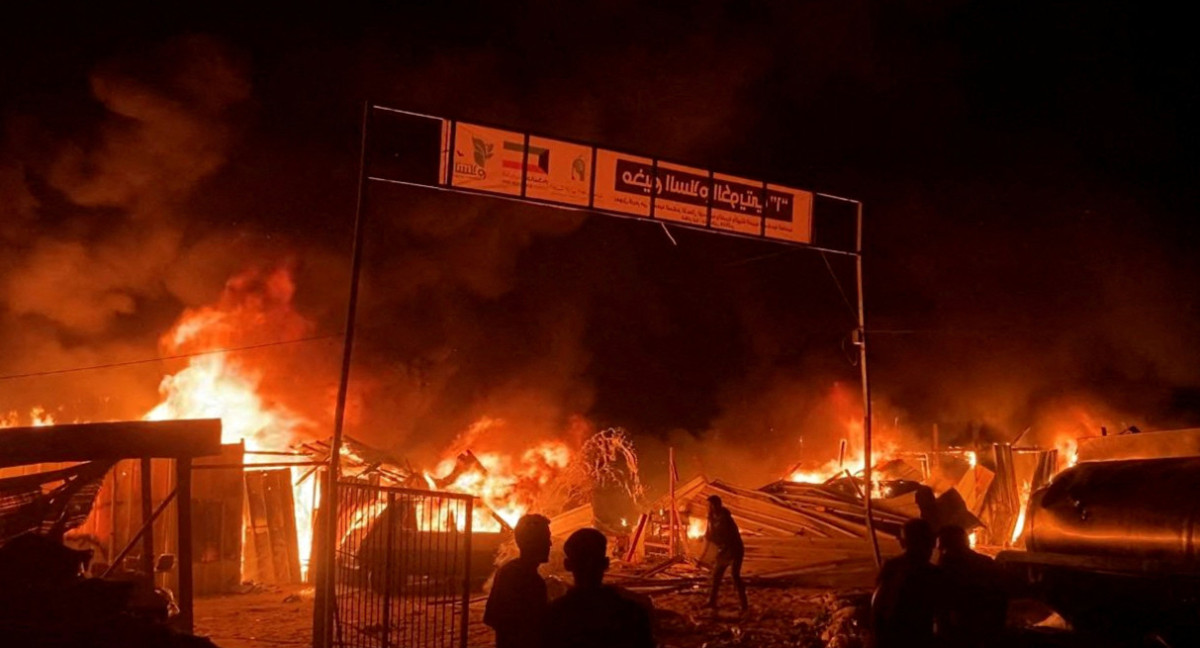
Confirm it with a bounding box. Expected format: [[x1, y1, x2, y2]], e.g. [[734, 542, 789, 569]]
[[333, 481, 473, 648]]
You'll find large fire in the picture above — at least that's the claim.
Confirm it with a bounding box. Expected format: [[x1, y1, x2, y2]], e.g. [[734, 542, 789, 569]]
[[418, 418, 574, 533], [788, 420, 902, 486], [143, 266, 320, 577]]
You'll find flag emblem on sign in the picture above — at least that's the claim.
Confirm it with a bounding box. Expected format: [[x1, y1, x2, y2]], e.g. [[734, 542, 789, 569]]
[[502, 141, 551, 175]]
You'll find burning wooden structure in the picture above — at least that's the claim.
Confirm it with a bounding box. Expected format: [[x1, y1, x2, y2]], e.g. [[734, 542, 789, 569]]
[[0, 418, 221, 632]]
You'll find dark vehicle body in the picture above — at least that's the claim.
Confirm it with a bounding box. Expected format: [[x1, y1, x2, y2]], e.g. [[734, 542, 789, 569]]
[[999, 457, 1200, 644]]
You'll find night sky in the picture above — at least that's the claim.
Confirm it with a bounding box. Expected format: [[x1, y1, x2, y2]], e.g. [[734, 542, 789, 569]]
[[2, 2, 1198, 475]]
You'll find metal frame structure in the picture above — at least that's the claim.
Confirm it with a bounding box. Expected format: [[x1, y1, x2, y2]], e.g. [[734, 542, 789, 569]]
[[330, 481, 474, 648], [313, 102, 880, 646]]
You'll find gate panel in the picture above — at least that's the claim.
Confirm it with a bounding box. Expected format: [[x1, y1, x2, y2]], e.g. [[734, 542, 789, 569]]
[[333, 482, 472, 648]]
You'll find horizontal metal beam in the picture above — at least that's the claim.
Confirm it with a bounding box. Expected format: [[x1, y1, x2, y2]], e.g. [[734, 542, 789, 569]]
[[366, 175, 861, 258]]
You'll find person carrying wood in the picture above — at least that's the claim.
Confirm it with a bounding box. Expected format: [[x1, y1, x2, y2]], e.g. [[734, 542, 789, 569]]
[[703, 495, 748, 611]]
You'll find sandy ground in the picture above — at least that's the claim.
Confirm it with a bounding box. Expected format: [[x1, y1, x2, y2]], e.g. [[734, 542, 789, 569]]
[[195, 584, 315, 647]]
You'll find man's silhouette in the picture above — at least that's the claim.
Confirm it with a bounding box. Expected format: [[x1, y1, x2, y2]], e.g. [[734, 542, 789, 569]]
[[937, 525, 1007, 647], [544, 528, 654, 648], [703, 495, 747, 611], [872, 518, 941, 648], [485, 514, 552, 648]]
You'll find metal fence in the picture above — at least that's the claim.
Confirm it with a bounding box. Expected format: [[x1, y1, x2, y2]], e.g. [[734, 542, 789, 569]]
[[333, 481, 473, 648]]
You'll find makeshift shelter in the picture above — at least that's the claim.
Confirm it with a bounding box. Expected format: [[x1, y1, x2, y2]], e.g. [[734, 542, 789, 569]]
[[0, 419, 222, 632]]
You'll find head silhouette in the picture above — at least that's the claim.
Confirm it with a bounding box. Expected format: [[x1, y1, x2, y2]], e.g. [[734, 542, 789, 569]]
[[707, 495, 722, 513], [901, 518, 936, 562], [563, 528, 609, 589], [514, 514, 552, 563], [938, 525, 971, 558]]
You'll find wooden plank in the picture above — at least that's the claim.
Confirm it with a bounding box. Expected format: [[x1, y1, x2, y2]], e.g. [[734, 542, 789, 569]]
[[262, 469, 300, 583], [277, 471, 301, 583], [191, 444, 244, 595], [244, 471, 275, 583], [700, 484, 856, 538], [140, 458, 155, 574], [176, 458, 194, 634], [0, 419, 222, 468]]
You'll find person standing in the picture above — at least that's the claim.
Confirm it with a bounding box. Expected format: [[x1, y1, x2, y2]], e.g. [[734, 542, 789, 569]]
[[544, 528, 655, 648], [484, 514, 552, 648], [872, 518, 941, 648], [703, 495, 748, 611], [936, 525, 1008, 647]]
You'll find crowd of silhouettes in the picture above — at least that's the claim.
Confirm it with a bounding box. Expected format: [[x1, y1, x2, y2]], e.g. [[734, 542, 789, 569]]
[[872, 518, 1009, 648], [485, 515, 654, 648], [486, 509, 1006, 648]]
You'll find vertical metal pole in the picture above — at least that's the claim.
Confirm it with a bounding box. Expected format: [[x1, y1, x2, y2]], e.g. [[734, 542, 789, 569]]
[[319, 99, 373, 648], [382, 493, 394, 648], [932, 423, 940, 476], [140, 457, 155, 575], [854, 201, 882, 568], [177, 457, 194, 633], [668, 447, 677, 557], [520, 133, 530, 198], [460, 497, 473, 648]]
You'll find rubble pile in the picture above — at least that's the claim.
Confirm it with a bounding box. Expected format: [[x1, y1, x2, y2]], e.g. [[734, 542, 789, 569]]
[[648, 586, 871, 648]]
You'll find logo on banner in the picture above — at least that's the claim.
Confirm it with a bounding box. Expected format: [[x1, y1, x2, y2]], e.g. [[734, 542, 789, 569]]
[[455, 135, 492, 179]]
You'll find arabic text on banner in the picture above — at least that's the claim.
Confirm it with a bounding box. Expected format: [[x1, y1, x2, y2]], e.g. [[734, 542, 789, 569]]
[[653, 162, 710, 226], [524, 136, 593, 206], [709, 173, 765, 235], [450, 122, 524, 195], [593, 149, 652, 217], [763, 184, 814, 244]]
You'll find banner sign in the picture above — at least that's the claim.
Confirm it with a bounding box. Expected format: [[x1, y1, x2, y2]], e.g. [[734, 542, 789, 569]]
[[593, 149, 652, 217], [653, 162, 710, 226], [526, 136, 592, 206], [425, 114, 814, 245]]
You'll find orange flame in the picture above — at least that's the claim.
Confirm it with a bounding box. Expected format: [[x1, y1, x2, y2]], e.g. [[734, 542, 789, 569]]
[[788, 419, 901, 487], [142, 266, 320, 578], [422, 431, 573, 533], [1, 407, 56, 428]]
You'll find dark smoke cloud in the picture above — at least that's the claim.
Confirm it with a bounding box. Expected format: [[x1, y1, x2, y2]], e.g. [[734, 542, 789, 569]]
[[2, 4, 1198, 493], [0, 35, 254, 422]]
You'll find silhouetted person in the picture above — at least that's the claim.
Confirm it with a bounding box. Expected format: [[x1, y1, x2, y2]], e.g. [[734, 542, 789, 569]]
[[937, 525, 1007, 648], [545, 528, 654, 648], [703, 495, 748, 611], [915, 485, 940, 532], [485, 514, 552, 648], [872, 518, 940, 648]]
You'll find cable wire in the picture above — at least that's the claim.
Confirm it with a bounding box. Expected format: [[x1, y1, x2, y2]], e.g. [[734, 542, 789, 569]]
[[0, 333, 343, 382]]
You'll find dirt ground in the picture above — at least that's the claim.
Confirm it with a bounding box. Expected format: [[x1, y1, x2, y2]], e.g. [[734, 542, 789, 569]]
[[193, 582, 857, 648], [195, 584, 315, 647], [193, 581, 1091, 648]]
